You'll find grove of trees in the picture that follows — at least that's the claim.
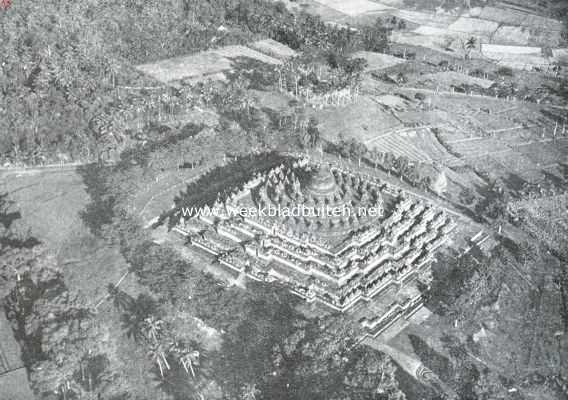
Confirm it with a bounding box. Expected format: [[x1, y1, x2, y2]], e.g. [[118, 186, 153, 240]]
[[1, 0, 392, 166]]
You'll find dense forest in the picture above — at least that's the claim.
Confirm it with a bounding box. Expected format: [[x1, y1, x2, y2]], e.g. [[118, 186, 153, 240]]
[[0, 0, 390, 166]]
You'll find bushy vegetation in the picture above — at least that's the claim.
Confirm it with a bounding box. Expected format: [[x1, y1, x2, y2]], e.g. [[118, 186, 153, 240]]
[[423, 241, 568, 398], [0, 0, 231, 165], [326, 138, 433, 190], [0, 0, 391, 166], [164, 152, 293, 228]]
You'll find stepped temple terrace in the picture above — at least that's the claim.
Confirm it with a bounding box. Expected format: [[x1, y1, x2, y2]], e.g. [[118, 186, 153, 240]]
[[174, 159, 456, 337]]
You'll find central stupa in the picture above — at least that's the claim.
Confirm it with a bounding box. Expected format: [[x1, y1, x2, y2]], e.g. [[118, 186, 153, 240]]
[[257, 164, 385, 242], [306, 167, 341, 198]]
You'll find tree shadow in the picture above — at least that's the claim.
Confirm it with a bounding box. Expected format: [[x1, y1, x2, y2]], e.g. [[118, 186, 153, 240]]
[[408, 334, 452, 384], [158, 151, 294, 229], [394, 358, 443, 400], [542, 169, 564, 188], [558, 163, 568, 181], [0, 192, 41, 249], [226, 57, 278, 90], [502, 173, 527, 195], [76, 163, 115, 236], [0, 192, 21, 229]]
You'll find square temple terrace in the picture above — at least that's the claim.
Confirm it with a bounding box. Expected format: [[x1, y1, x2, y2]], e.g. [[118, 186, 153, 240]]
[[175, 158, 456, 337]]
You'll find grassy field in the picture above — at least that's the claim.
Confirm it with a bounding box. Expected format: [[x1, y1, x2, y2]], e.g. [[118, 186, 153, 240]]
[[0, 169, 89, 250]]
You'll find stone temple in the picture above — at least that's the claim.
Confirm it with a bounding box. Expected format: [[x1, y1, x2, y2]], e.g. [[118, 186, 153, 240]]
[[175, 158, 456, 338]]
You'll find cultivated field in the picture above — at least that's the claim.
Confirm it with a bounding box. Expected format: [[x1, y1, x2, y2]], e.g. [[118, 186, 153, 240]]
[[478, 6, 563, 32], [492, 25, 532, 46], [316, 95, 402, 142], [313, 0, 393, 16], [248, 38, 298, 60], [366, 126, 454, 163], [447, 16, 500, 37], [416, 71, 495, 90], [136, 51, 232, 83], [352, 51, 406, 71], [358, 79, 568, 187], [136, 42, 288, 84]]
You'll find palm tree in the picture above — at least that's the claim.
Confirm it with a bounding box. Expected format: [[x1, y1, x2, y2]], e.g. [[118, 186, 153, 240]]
[[107, 284, 133, 312], [212, 217, 222, 234], [306, 117, 320, 148], [239, 233, 262, 251], [169, 340, 200, 378], [148, 343, 171, 378], [241, 383, 261, 400], [143, 316, 164, 343], [55, 377, 81, 400], [465, 36, 477, 60], [179, 350, 200, 378], [121, 312, 146, 343]]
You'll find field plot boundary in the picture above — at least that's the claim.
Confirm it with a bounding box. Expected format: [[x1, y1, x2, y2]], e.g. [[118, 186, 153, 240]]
[[447, 17, 500, 36], [313, 0, 394, 16], [211, 45, 283, 65], [247, 39, 297, 60], [478, 6, 563, 32], [136, 42, 287, 84], [418, 71, 495, 90], [390, 9, 458, 29], [352, 51, 406, 71], [365, 125, 458, 164]]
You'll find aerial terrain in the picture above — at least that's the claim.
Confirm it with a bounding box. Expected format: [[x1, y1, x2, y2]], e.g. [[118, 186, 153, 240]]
[[1, 0, 568, 399]]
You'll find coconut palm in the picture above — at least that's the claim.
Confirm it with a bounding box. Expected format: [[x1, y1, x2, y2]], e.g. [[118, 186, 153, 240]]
[[169, 340, 201, 378], [179, 350, 200, 378], [239, 233, 262, 251], [143, 316, 164, 342], [241, 383, 261, 400], [121, 312, 146, 343], [55, 377, 81, 400], [148, 343, 171, 378], [465, 36, 477, 60], [107, 284, 133, 312]]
